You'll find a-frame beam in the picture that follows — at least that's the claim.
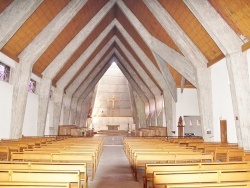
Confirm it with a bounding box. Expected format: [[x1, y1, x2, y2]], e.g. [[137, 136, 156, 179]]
[[114, 49, 154, 101], [10, 0, 88, 138], [0, 0, 43, 49], [42, 0, 116, 80], [184, 0, 250, 149], [66, 36, 115, 95], [115, 59, 149, 104], [114, 37, 161, 96]]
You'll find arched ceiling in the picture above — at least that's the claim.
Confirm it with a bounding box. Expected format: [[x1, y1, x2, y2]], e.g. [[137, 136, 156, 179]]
[[0, 0, 249, 98]]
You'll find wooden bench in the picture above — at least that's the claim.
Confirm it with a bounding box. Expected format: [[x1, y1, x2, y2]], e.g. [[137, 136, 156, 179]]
[[0, 170, 81, 188], [144, 161, 250, 188], [0, 182, 70, 188], [11, 152, 96, 180], [133, 153, 213, 180], [167, 182, 250, 188], [0, 161, 88, 188], [152, 169, 250, 188]]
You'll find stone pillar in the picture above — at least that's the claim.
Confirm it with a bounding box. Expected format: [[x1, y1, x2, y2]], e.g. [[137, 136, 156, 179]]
[[80, 90, 94, 126], [133, 91, 146, 128], [75, 99, 84, 126], [196, 67, 213, 141], [62, 94, 72, 125], [69, 97, 78, 125], [52, 88, 64, 135], [10, 61, 32, 138], [128, 84, 139, 129], [157, 109, 164, 127], [163, 89, 175, 136], [151, 112, 157, 127], [226, 52, 250, 148], [37, 77, 52, 136]]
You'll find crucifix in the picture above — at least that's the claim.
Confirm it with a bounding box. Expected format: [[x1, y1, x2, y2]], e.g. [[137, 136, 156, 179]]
[[107, 95, 119, 111]]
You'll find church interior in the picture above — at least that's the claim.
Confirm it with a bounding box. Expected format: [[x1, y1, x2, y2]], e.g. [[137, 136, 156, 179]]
[[1, 0, 250, 187]]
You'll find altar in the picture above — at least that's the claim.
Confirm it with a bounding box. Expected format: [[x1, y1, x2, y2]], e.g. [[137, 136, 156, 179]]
[[106, 125, 120, 130]]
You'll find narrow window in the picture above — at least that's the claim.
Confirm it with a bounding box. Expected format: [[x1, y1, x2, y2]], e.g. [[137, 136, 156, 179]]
[[28, 79, 36, 93], [0, 62, 10, 82]]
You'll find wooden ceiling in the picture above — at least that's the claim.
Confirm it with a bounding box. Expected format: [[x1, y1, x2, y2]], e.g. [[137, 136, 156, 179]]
[[1, 0, 249, 92]]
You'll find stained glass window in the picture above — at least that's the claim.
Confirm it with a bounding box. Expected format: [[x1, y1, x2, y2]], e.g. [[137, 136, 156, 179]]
[[28, 79, 36, 93], [0, 62, 10, 82]]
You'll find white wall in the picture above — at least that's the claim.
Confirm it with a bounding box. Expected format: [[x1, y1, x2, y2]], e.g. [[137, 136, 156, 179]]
[[22, 92, 38, 136], [0, 81, 13, 139], [175, 88, 200, 133], [210, 58, 236, 143]]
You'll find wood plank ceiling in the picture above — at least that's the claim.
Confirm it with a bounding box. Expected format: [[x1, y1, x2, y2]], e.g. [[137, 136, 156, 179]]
[[1, 0, 249, 92]]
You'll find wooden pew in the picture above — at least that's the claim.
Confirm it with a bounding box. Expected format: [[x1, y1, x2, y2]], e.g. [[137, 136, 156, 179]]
[[144, 161, 250, 188], [133, 152, 213, 180], [167, 182, 250, 188], [0, 170, 81, 188], [0, 182, 70, 188], [11, 151, 96, 180], [0, 161, 87, 183], [152, 169, 250, 188]]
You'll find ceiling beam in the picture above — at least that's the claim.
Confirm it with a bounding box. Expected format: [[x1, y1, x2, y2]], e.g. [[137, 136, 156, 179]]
[[54, 19, 116, 89], [184, 0, 243, 55], [114, 37, 161, 96], [0, 0, 43, 49], [78, 61, 112, 101], [115, 20, 168, 93], [152, 52, 177, 101], [72, 51, 115, 99], [115, 59, 149, 104], [114, 49, 154, 100], [19, 0, 88, 63], [180, 77, 186, 93], [117, 0, 194, 96], [42, 0, 116, 80], [66, 37, 116, 95], [143, 0, 207, 68]]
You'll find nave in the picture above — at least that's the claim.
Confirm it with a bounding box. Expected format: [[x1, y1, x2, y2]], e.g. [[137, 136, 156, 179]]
[[88, 145, 142, 188], [3, 135, 250, 188]]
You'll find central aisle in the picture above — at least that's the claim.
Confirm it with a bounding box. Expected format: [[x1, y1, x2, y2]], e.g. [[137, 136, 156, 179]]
[[88, 145, 142, 188]]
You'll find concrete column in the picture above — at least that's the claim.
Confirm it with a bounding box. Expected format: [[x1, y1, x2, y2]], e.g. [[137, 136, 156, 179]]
[[163, 89, 175, 136], [75, 99, 84, 126], [184, 0, 249, 148], [62, 94, 72, 125], [37, 77, 52, 136], [128, 84, 139, 129], [133, 91, 146, 128], [10, 61, 32, 138], [143, 0, 214, 140], [196, 67, 213, 141], [0, 0, 43, 49], [157, 110, 164, 127], [226, 53, 250, 148], [69, 97, 78, 125], [151, 112, 157, 127], [10, 0, 87, 138], [52, 88, 64, 135], [80, 90, 94, 126], [146, 115, 151, 127]]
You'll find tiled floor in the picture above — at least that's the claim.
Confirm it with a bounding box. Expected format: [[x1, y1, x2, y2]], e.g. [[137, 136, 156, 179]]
[[88, 145, 144, 188]]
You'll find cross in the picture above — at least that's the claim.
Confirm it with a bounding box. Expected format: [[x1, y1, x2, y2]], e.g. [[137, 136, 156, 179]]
[[107, 95, 119, 111]]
